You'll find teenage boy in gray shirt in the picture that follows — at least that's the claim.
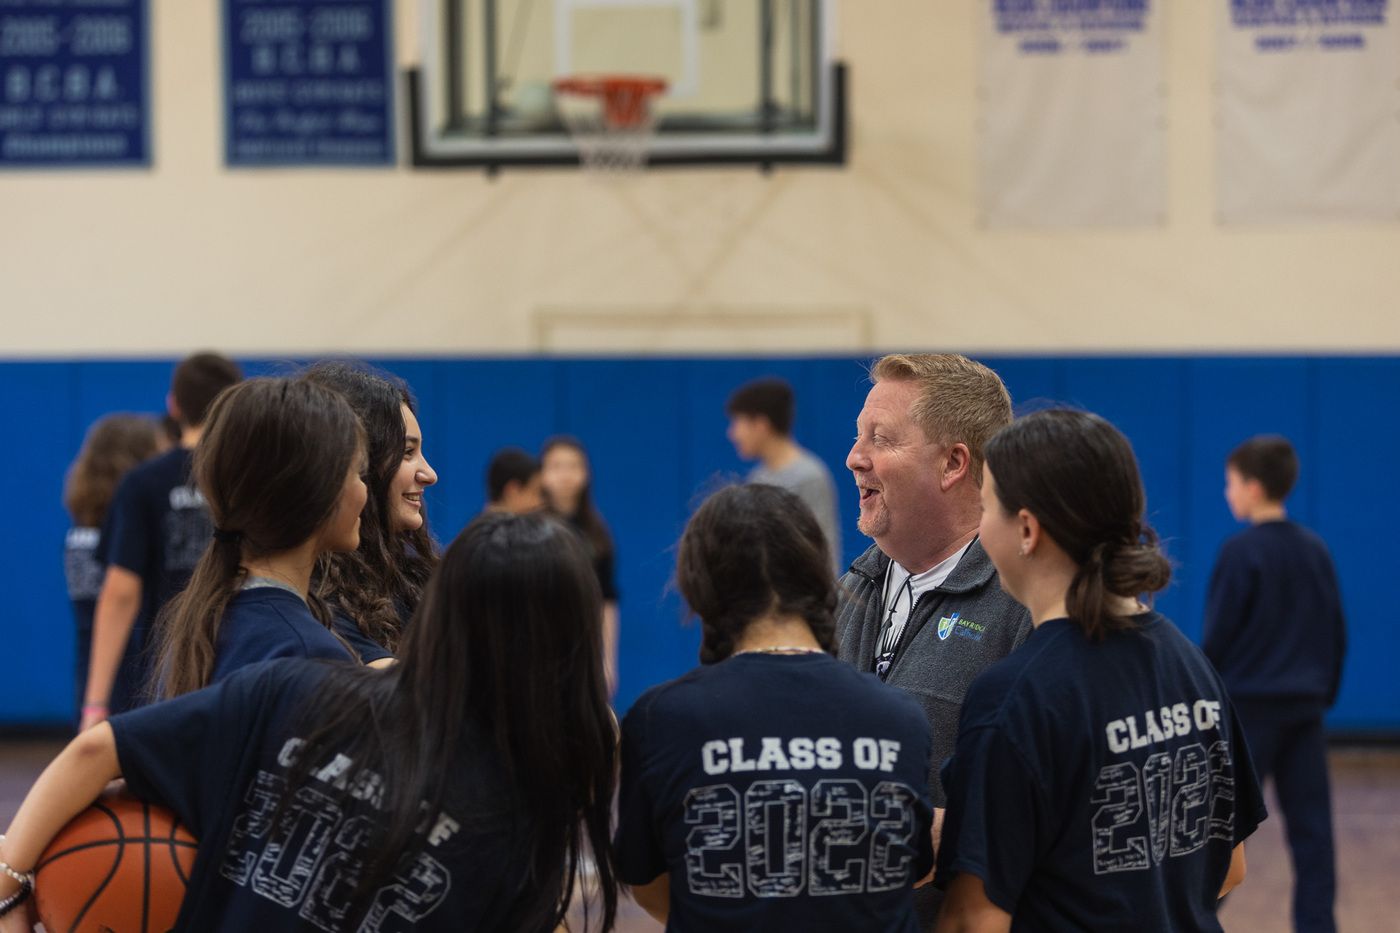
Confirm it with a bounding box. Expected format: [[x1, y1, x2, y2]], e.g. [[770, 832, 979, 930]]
[[726, 377, 842, 574]]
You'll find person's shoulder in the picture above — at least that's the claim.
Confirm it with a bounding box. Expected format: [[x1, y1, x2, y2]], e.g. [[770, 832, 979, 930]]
[[201, 656, 331, 715], [1134, 611, 1218, 663], [842, 542, 888, 583], [627, 663, 715, 711], [108, 448, 174, 501], [962, 620, 1079, 716], [1278, 520, 1333, 553], [793, 445, 835, 478], [132, 447, 188, 486], [620, 665, 715, 737], [227, 588, 327, 639]]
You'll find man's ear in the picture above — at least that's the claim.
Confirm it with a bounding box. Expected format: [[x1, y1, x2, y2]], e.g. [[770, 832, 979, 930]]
[[940, 443, 972, 492], [167, 392, 184, 423]]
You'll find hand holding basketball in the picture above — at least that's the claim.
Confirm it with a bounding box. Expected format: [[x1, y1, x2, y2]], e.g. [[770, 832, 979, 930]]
[[33, 786, 196, 933]]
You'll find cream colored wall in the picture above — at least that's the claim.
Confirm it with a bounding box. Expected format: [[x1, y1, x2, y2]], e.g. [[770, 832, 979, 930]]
[[2, 0, 1398, 356]]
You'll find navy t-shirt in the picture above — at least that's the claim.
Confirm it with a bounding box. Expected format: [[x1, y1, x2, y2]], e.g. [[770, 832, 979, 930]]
[[332, 610, 395, 664], [68, 524, 149, 714], [936, 613, 1267, 933], [211, 586, 354, 684], [111, 660, 538, 932], [98, 448, 214, 678], [614, 652, 935, 933]]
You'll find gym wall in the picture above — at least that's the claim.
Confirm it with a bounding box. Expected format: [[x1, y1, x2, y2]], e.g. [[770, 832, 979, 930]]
[[1, 0, 1399, 355], [2, 2, 1396, 730], [2, 355, 1394, 732]]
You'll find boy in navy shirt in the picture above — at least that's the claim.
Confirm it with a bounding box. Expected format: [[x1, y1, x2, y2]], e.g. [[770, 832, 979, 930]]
[[1203, 435, 1346, 933], [82, 353, 243, 729]]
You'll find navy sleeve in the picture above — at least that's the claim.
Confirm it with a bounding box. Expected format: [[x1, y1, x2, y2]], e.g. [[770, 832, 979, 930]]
[[110, 664, 279, 838], [1224, 702, 1268, 845], [612, 702, 668, 885], [100, 471, 153, 575], [1201, 540, 1252, 668], [1322, 554, 1347, 707], [934, 723, 1048, 914], [332, 611, 395, 664]]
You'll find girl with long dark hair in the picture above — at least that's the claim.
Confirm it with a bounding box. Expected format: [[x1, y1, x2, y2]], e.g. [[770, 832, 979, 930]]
[[612, 483, 934, 931], [63, 414, 163, 717], [0, 512, 618, 933], [304, 362, 439, 661], [152, 377, 368, 699], [935, 410, 1266, 933], [540, 436, 618, 692]]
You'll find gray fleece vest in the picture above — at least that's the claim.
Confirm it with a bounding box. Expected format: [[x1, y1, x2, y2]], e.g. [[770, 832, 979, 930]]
[[835, 539, 1033, 808]]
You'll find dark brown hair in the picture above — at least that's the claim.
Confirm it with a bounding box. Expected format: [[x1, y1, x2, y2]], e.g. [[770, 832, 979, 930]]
[[984, 409, 1171, 640], [486, 447, 540, 502], [170, 352, 243, 428], [63, 415, 162, 527], [153, 378, 364, 699], [305, 362, 439, 653], [677, 484, 838, 663], [282, 513, 617, 931], [725, 378, 795, 435], [1227, 434, 1298, 502], [540, 435, 614, 569]]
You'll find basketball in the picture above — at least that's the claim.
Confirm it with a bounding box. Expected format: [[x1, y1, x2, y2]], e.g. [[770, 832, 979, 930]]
[[32, 785, 198, 933]]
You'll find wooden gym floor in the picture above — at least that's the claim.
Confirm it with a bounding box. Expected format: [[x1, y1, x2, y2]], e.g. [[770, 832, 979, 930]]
[[3, 740, 1395, 931]]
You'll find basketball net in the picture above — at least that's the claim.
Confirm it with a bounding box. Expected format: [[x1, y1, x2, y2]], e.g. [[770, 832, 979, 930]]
[[553, 76, 667, 174]]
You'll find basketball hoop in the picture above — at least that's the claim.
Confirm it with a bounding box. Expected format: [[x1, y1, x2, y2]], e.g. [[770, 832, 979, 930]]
[[553, 75, 667, 174]]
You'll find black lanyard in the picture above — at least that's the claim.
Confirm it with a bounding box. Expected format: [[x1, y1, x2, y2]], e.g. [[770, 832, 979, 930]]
[[874, 574, 914, 680]]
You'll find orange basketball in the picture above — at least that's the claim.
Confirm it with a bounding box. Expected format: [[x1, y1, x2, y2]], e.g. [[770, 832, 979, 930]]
[[33, 786, 198, 933]]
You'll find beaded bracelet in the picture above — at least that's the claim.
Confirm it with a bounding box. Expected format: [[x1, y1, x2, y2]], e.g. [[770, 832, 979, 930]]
[[0, 835, 36, 889], [0, 836, 33, 920], [0, 877, 32, 919]]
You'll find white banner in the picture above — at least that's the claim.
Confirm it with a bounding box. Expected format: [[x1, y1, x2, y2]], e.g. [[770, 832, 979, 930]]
[[978, 0, 1166, 228], [1218, 0, 1400, 225]]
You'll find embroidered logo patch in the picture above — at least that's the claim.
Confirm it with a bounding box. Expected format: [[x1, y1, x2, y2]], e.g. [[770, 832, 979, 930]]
[[938, 613, 988, 643]]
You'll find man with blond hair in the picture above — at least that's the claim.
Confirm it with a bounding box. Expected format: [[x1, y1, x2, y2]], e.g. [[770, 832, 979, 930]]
[[836, 353, 1033, 930]]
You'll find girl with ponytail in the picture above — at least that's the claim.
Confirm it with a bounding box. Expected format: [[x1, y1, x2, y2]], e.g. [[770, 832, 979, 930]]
[[935, 410, 1267, 933], [0, 512, 618, 933], [152, 377, 368, 699], [613, 483, 937, 931]]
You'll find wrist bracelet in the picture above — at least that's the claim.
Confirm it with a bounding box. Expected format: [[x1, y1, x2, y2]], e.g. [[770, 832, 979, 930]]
[[0, 837, 36, 888], [82, 702, 108, 713], [0, 878, 32, 919]]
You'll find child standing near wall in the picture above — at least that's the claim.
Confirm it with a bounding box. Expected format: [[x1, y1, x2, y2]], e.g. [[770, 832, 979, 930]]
[[1203, 435, 1346, 933], [63, 415, 163, 722]]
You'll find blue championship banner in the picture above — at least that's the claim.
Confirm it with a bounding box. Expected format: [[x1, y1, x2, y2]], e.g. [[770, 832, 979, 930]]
[[1217, 0, 1400, 224], [0, 0, 149, 168], [978, 0, 1166, 228], [223, 0, 395, 166]]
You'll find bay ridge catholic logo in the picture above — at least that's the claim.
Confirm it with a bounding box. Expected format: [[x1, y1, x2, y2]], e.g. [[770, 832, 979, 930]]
[[937, 613, 961, 641]]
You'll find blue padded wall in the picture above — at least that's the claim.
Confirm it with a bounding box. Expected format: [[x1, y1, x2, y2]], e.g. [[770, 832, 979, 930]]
[[3, 356, 1393, 731]]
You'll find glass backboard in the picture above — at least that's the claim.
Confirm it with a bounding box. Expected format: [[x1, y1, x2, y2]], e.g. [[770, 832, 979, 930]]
[[409, 0, 844, 169]]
